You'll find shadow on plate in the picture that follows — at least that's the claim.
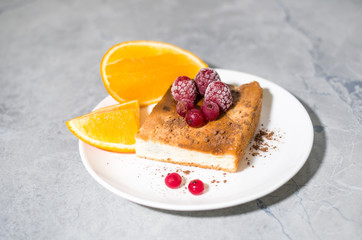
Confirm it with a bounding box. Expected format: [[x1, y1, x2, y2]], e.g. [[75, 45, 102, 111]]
[[146, 91, 326, 217]]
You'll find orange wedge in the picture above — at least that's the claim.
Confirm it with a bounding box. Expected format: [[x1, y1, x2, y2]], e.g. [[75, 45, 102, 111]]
[[100, 41, 208, 106], [66, 100, 139, 152]]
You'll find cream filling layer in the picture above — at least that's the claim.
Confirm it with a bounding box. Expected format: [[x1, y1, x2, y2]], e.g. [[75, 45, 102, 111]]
[[135, 138, 237, 172]]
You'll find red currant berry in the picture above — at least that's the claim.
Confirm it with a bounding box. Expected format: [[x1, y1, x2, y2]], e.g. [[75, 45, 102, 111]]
[[171, 76, 198, 102], [188, 179, 204, 195], [194, 68, 221, 96], [165, 173, 182, 189], [185, 109, 205, 128], [176, 99, 194, 117], [201, 101, 220, 121]]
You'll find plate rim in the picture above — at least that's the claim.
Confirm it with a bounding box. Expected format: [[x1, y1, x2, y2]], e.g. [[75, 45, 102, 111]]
[[78, 68, 314, 211]]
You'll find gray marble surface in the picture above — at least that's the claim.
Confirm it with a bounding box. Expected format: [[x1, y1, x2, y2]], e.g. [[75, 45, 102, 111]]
[[1, 0, 362, 239]]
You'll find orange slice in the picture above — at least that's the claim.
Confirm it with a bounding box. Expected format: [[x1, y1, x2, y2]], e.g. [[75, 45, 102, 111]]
[[66, 100, 139, 152], [100, 41, 208, 106]]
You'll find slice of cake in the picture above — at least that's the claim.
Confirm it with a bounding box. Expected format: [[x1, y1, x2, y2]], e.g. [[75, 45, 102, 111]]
[[135, 81, 263, 172]]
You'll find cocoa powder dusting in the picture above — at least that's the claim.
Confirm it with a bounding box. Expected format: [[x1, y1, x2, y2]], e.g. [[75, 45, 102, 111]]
[[183, 170, 191, 175], [246, 126, 284, 166]]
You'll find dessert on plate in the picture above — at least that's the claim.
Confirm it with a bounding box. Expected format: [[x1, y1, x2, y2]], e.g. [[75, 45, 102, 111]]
[[135, 81, 263, 172], [66, 41, 263, 174]]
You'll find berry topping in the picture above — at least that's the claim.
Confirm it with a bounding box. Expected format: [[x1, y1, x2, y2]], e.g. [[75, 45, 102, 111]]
[[185, 109, 205, 128], [188, 179, 204, 195], [194, 68, 221, 96], [165, 173, 182, 189], [204, 81, 233, 112], [171, 76, 197, 102], [176, 99, 194, 117], [201, 101, 220, 121]]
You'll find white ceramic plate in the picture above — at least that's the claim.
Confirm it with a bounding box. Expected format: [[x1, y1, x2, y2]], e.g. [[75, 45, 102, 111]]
[[79, 69, 313, 211]]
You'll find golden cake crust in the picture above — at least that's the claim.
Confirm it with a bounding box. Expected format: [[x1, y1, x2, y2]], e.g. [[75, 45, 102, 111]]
[[136, 81, 263, 171]]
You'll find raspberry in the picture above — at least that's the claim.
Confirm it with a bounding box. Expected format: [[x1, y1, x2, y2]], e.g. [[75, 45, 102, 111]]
[[204, 81, 233, 112], [171, 76, 197, 102], [194, 68, 221, 96], [176, 99, 194, 117]]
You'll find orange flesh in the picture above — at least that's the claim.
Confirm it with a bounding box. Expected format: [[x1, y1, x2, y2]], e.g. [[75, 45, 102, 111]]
[[105, 53, 202, 104], [101, 41, 208, 106], [66, 100, 140, 152]]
